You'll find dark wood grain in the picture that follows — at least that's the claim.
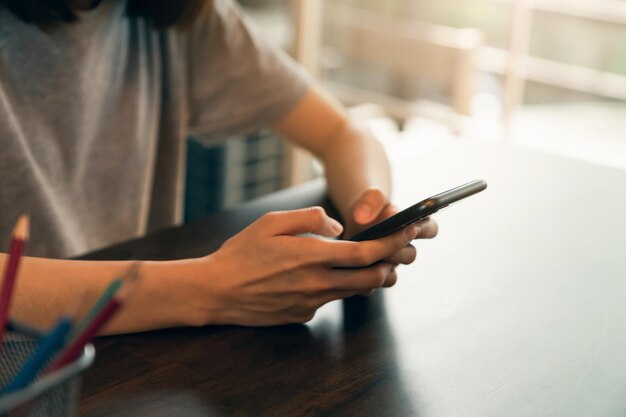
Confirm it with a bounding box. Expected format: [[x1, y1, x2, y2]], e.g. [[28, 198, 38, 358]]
[[78, 141, 626, 417]]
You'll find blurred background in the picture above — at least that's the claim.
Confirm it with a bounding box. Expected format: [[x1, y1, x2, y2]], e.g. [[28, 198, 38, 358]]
[[186, 0, 626, 221]]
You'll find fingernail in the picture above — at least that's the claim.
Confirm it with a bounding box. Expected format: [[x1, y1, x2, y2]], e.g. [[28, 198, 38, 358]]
[[330, 219, 344, 234]]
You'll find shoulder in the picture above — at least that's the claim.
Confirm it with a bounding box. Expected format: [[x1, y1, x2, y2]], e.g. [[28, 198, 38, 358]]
[[183, 0, 261, 48]]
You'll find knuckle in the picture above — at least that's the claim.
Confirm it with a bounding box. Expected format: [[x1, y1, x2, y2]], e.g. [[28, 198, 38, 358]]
[[259, 211, 280, 226], [301, 276, 324, 295], [311, 296, 330, 311], [295, 241, 325, 267], [288, 246, 311, 268], [310, 241, 330, 264], [349, 244, 371, 265], [306, 206, 326, 227], [292, 310, 316, 323], [303, 310, 316, 322], [309, 206, 325, 215], [397, 233, 412, 249], [304, 298, 319, 310], [220, 235, 236, 249]]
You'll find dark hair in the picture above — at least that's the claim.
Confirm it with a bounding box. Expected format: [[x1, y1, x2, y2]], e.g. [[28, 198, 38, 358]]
[[0, 0, 212, 29]]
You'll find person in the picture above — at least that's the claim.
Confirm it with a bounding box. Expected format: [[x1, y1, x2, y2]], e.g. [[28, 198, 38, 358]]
[[0, 0, 437, 334]]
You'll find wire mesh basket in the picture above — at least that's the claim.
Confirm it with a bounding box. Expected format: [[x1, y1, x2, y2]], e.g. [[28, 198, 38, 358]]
[[0, 334, 95, 417]]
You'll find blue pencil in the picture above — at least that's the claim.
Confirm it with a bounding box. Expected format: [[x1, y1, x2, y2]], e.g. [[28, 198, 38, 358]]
[[4, 317, 72, 392], [7, 319, 45, 339]]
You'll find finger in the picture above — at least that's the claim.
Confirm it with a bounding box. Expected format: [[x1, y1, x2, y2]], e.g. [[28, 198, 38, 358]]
[[312, 289, 361, 307], [383, 245, 416, 265], [358, 266, 398, 295], [319, 224, 420, 268], [256, 310, 318, 325], [352, 189, 388, 225], [323, 262, 395, 291], [415, 218, 439, 239], [257, 206, 343, 238], [382, 268, 398, 287]]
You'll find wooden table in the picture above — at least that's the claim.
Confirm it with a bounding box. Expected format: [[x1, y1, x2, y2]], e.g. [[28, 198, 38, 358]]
[[78, 141, 626, 417]]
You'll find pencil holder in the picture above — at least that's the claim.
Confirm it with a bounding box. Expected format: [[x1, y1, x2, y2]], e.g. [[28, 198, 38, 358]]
[[0, 334, 94, 417]]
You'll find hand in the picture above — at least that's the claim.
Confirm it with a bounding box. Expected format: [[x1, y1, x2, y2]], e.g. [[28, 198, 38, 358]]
[[344, 188, 439, 289], [198, 207, 421, 326]]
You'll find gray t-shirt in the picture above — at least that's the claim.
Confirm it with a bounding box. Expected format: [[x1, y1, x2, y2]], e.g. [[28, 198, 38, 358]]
[[0, 0, 309, 258]]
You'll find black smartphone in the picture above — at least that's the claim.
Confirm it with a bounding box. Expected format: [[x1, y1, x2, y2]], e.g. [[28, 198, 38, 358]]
[[348, 179, 488, 242]]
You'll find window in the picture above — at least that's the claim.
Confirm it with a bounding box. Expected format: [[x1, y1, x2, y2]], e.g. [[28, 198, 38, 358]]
[[321, 0, 626, 164]]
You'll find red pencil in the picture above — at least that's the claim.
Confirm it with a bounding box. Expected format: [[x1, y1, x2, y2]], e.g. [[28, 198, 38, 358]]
[[47, 266, 140, 372], [0, 215, 29, 346], [48, 300, 121, 372]]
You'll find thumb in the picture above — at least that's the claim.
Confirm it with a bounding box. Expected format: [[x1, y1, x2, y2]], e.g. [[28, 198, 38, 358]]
[[353, 189, 387, 225], [259, 207, 343, 238]]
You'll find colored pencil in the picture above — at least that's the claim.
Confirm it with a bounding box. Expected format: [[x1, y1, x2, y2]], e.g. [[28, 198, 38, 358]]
[[0, 215, 29, 347], [47, 266, 140, 372], [67, 278, 123, 341], [7, 319, 45, 339], [48, 302, 121, 372], [4, 317, 72, 392]]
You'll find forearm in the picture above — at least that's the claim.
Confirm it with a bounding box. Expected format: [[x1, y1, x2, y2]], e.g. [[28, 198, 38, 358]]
[[0, 254, 211, 334], [320, 121, 392, 221], [272, 87, 392, 220]]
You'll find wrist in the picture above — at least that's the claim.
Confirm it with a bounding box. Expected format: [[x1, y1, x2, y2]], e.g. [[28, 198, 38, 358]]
[[139, 257, 221, 328]]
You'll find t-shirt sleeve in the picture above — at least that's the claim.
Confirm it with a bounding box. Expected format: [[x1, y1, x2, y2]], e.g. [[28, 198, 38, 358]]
[[185, 0, 311, 140]]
